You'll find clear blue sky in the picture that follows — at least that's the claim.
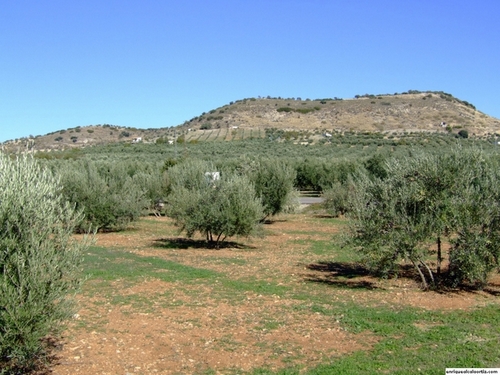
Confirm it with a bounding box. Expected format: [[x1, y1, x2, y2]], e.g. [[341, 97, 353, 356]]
[[1, 0, 499, 142]]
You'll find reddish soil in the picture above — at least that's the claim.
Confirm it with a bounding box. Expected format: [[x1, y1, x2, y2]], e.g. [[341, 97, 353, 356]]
[[50, 215, 500, 375]]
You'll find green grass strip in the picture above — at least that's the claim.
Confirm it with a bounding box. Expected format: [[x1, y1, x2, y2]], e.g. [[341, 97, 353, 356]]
[[83, 246, 219, 282]]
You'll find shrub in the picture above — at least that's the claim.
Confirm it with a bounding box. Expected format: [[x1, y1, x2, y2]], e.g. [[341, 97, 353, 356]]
[[155, 136, 167, 144], [295, 108, 314, 114], [458, 129, 469, 139], [0, 154, 90, 372]]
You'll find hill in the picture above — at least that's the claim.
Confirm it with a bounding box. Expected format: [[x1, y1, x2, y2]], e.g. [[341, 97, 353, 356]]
[[3, 90, 500, 152]]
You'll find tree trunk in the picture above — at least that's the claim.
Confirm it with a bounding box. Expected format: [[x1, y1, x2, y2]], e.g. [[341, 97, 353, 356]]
[[437, 236, 442, 277], [420, 260, 435, 287], [411, 258, 428, 290], [215, 233, 223, 249]]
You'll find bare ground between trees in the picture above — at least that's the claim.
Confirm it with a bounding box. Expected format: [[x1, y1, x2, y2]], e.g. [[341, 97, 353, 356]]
[[51, 214, 500, 375]]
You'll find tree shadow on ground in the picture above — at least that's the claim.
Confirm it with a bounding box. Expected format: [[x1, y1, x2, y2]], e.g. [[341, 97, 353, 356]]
[[305, 261, 500, 295], [304, 262, 430, 290], [261, 219, 288, 225], [438, 279, 500, 297], [151, 237, 255, 250], [304, 261, 378, 290], [481, 284, 500, 297]]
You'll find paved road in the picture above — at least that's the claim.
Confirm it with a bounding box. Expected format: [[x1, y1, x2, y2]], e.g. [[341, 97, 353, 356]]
[[298, 197, 324, 205]]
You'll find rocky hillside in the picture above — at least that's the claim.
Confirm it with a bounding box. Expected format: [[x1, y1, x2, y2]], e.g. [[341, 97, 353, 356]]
[[3, 91, 500, 152]]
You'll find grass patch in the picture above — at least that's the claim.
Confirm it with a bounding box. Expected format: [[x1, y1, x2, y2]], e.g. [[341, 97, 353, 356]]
[[252, 303, 500, 374], [309, 216, 348, 226], [256, 318, 284, 331], [83, 246, 220, 282], [83, 246, 291, 301]]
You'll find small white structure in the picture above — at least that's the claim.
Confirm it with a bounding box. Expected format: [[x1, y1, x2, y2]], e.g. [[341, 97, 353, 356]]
[[132, 137, 142, 143], [205, 172, 220, 184]]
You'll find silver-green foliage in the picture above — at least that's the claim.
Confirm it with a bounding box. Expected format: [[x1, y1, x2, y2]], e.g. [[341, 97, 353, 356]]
[[322, 181, 353, 217], [0, 154, 90, 372], [249, 159, 296, 220], [349, 147, 500, 289], [56, 160, 149, 231], [446, 152, 500, 287], [166, 160, 263, 246]]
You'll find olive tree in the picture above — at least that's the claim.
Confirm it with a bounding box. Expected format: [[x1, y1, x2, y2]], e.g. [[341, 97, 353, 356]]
[[348, 147, 500, 289], [249, 159, 296, 221], [56, 160, 148, 231], [166, 160, 263, 247], [322, 181, 354, 217], [446, 154, 500, 288], [0, 154, 90, 372]]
